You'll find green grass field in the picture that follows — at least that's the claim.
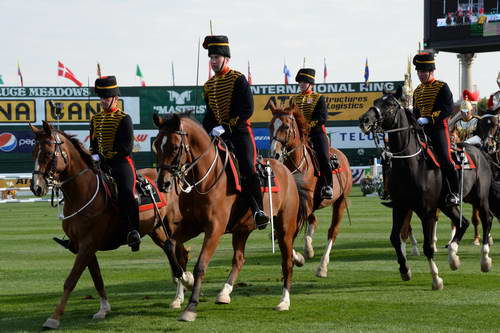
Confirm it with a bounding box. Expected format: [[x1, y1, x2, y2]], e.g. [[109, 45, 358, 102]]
[[1, 186, 499, 333]]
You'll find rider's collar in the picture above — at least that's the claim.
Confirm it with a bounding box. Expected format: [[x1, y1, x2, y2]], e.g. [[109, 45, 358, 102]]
[[104, 107, 119, 113], [216, 66, 231, 77], [301, 89, 313, 95]]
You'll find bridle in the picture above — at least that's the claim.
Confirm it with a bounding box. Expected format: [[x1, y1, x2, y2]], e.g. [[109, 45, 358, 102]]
[[271, 114, 308, 172], [32, 132, 70, 187], [157, 127, 228, 194], [369, 95, 422, 160]]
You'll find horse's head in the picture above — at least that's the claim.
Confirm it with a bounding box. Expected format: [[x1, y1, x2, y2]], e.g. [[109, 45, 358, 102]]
[[359, 89, 404, 134], [153, 113, 191, 192], [29, 121, 70, 196], [269, 101, 306, 161]]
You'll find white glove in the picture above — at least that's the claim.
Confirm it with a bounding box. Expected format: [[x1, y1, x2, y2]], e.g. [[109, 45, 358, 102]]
[[91, 154, 100, 161], [464, 135, 482, 145], [417, 117, 430, 126], [209, 125, 225, 137]]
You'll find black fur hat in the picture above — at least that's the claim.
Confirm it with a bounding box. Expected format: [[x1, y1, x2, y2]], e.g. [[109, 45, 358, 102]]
[[94, 76, 120, 98], [203, 35, 230, 58], [413, 53, 436, 71], [295, 68, 315, 84]]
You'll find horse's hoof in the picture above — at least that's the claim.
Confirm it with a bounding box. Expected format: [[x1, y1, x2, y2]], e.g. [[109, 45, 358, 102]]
[[275, 301, 290, 311], [401, 269, 412, 281], [170, 299, 183, 309], [473, 239, 481, 246], [215, 293, 231, 304], [293, 252, 305, 267], [181, 272, 194, 290], [432, 277, 444, 290], [449, 256, 461, 271], [315, 266, 328, 278], [178, 310, 197, 322], [411, 248, 420, 256], [42, 318, 60, 330], [92, 310, 108, 320], [481, 257, 492, 273]]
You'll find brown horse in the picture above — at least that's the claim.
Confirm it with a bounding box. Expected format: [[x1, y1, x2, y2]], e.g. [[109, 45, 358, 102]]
[[268, 104, 352, 278], [29, 121, 190, 330], [153, 113, 308, 321]]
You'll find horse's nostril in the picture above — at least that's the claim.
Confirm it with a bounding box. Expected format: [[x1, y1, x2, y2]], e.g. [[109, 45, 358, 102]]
[[275, 154, 280, 159]]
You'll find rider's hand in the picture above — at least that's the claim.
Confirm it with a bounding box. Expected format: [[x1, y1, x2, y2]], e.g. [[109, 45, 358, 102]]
[[209, 126, 225, 137], [417, 117, 430, 126]]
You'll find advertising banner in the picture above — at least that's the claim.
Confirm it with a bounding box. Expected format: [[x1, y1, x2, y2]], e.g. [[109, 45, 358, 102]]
[[0, 131, 36, 153]]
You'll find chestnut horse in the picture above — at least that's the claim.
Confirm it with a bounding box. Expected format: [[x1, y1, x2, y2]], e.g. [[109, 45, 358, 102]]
[[268, 104, 352, 278], [153, 113, 308, 322], [359, 92, 494, 290], [29, 121, 190, 330]]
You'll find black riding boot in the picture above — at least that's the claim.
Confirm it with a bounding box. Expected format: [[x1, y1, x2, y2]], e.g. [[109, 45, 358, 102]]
[[320, 164, 333, 200], [443, 168, 460, 206], [246, 175, 270, 230], [52, 237, 77, 254], [126, 201, 141, 251]]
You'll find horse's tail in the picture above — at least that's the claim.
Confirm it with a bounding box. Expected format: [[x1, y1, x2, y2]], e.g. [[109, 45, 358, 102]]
[[293, 173, 309, 234]]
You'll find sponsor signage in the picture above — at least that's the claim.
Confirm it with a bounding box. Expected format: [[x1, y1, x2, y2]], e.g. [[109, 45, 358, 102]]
[[44, 99, 124, 122], [0, 100, 36, 122], [326, 127, 384, 149], [66, 130, 157, 153], [0, 131, 36, 153], [253, 127, 271, 150]]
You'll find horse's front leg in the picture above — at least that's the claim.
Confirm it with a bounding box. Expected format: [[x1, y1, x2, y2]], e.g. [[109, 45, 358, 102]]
[[179, 228, 223, 322], [303, 214, 317, 259], [42, 247, 93, 330], [216, 231, 251, 305], [418, 211, 443, 290], [390, 207, 412, 281], [87, 254, 111, 320], [276, 228, 295, 311], [441, 205, 470, 271]]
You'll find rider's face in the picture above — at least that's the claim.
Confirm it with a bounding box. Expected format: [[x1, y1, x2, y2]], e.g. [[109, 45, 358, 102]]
[[210, 55, 228, 73], [299, 82, 311, 93], [417, 70, 434, 84], [100, 96, 116, 110]]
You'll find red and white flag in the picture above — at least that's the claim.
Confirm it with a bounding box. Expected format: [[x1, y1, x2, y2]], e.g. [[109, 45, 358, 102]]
[[323, 58, 328, 83], [57, 61, 83, 87], [247, 60, 253, 85]]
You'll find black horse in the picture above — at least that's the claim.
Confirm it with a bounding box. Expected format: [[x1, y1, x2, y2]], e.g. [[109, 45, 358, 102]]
[[359, 92, 494, 290]]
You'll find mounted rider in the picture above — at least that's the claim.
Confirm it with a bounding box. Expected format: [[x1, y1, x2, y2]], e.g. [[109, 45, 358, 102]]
[[413, 52, 460, 206], [292, 68, 333, 200], [201, 35, 270, 229], [450, 90, 482, 146]]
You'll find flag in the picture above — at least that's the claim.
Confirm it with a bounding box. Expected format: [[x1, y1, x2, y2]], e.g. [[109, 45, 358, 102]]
[[283, 63, 291, 85], [136, 64, 146, 86], [364, 58, 369, 84], [17, 62, 24, 87], [247, 61, 253, 85], [323, 58, 328, 83], [57, 61, 83, 87], [0, 75, 4, 85], [208, 60, 213, 80], [97, 62, 102, 78]]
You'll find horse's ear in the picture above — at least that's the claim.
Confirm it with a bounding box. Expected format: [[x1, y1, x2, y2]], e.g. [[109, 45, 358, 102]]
[[269, 99, 277, 113], [28, 123, 41, 134], [394, 85, 403, 100], [172, 113, 181, 130], [42, 120, 52, 134], [153, 113, 165, 128]]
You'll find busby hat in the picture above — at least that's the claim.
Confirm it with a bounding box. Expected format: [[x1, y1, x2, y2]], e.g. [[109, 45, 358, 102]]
[[203, 35, 230, 58], [295, 68, 316, 84], [413, 53, 436, 71], [94, 76, 120, 98]]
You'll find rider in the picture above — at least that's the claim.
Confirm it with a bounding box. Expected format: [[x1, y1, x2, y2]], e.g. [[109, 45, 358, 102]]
[[53, 76, 141, 252], [201, 35, 270, 229], [450, 90, 481, 146], [291, 68, 333, 199], [413, 52, 460, 206]]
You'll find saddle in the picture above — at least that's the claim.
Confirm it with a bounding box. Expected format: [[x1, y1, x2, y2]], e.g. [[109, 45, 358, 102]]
[[421, 141, 476, 170], [306, 144, 343, 176], [100, 170, 167, 211], [217, 140, 280, 193]]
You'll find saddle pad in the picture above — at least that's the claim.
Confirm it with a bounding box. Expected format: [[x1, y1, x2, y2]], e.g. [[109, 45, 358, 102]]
[[256, 161, 280, 193], [218, 142, 242, 192], [136, 175, 167, 212], [421, 142, 476, 170]]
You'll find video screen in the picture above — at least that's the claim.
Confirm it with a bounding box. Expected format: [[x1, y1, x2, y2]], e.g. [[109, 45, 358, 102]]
[[430, 0, 500, 41]]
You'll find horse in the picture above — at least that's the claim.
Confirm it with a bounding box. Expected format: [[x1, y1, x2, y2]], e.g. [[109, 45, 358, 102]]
[[268, 103, 352, 277], [359, 92, 494, 290], [153, 113, 308, 321], [29, 121, 191, 330]]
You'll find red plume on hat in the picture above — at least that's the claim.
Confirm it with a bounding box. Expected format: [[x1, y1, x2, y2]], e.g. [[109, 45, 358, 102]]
[[463, 89, 480, 102]]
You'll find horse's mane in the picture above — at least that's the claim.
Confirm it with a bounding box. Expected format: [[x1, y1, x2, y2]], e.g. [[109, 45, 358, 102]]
[[58, 130, 97, 172]]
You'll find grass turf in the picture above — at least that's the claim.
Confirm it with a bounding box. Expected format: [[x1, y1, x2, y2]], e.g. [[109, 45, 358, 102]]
[[1, 186, 499, 332]]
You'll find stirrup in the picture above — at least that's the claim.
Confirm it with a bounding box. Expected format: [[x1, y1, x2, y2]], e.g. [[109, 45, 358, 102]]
[[127, 230, 141, 252], [254, 210, 270, 230], [445, 193, 460, 206], [53, 237, 71, 249], [321, 186, 333, 199]]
